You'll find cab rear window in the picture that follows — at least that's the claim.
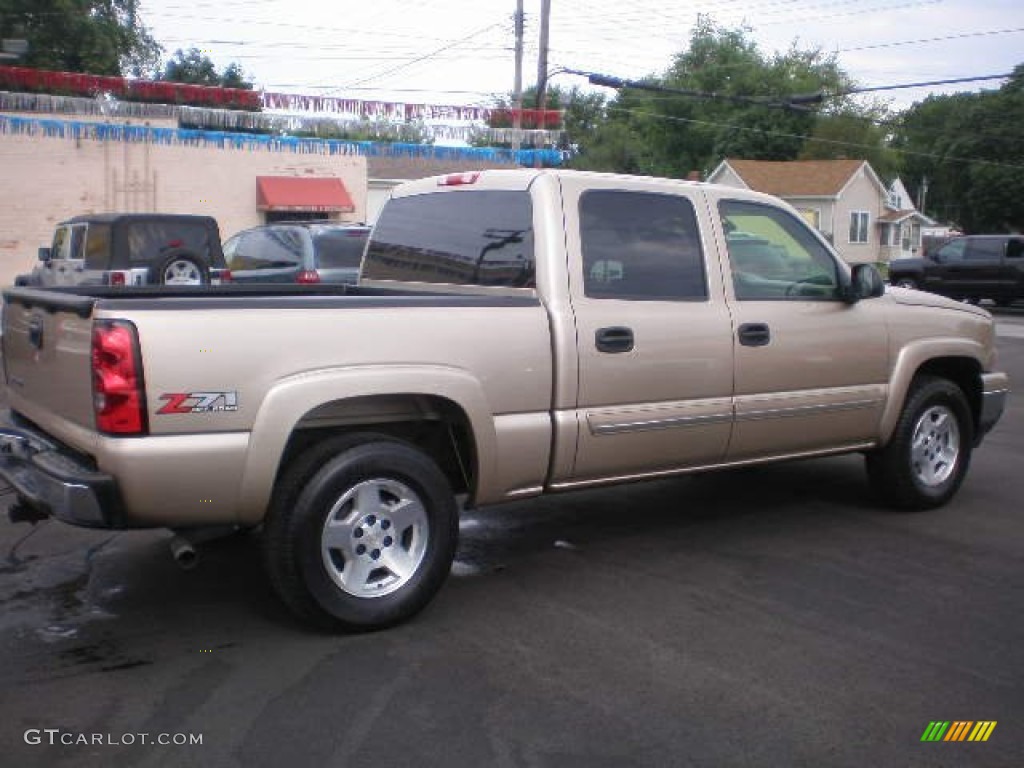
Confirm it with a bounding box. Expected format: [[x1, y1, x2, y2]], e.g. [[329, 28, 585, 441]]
[[363, 191, 534, 287]]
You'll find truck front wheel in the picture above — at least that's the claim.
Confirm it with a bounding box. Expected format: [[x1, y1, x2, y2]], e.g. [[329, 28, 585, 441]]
[[263, 434, 458, 631], [865, 376, 973, 510]]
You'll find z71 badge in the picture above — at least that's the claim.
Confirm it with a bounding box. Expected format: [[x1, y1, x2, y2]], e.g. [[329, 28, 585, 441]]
[[158, 391, 239, 414]]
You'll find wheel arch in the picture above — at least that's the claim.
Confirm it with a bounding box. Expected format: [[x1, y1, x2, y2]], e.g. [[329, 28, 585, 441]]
[[236, 367, 494, 525], [879, 343, 984, 446]]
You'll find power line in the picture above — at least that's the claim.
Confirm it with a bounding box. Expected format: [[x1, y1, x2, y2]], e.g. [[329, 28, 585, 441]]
[[838, 27, 1024, 53], [837, 73, 1013, 96], [332, 22, 505, 93], [602, 105, 1024, 171]]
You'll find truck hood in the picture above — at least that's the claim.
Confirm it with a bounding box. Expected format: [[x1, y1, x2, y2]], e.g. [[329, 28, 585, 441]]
[[885, 286, 991, 319]]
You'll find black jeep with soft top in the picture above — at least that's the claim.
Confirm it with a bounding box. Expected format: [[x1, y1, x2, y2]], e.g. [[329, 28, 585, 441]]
[[17, 213, 230, 288]]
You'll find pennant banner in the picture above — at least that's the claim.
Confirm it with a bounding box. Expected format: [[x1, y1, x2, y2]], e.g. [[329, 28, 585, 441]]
[[0, 64, 260, 110], [0, 91, 565, 146], [0, 113, 564, 166], [0, 65, 565, 128]]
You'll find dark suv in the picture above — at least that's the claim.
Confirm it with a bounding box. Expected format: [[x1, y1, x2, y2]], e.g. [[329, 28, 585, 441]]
[[20, 214, 230, 287], [223, 222, 370, 285], [888, 234, 1024, 306]]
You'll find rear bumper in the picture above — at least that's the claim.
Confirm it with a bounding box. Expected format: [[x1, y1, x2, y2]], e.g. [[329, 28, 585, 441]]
[[977, 371, 1010, 443], [0, 417, 123, 528]]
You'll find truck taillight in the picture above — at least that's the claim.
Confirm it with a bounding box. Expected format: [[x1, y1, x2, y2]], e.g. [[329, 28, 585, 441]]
[[108, 271, 126, 286], [438, 172, 481, 187], [92, 320, 147, 435], [296, 270, 321, 284]]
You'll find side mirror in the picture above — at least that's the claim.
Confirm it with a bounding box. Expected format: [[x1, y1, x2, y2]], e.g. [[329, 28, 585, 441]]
[[844, 263, 885, 304], [38, 247, 51, 262]]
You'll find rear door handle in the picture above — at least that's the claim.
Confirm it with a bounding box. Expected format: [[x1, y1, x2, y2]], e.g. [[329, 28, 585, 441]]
[[738, 322, 771, 347], [595, 326, 634, 353]]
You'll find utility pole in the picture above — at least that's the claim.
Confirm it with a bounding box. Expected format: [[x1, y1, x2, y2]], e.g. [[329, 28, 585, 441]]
[[536, 0, 551, 118], [513, 0, 524, 149], [534, 0, 551, 166]]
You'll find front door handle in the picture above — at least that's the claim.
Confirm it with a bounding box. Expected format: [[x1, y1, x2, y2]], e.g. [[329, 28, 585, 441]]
[[595, 326, 634, 353], [738, 322, 771, 347]]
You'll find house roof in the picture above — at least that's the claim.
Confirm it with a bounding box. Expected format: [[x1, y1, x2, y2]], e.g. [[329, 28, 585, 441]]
[[879, 209, 933, 225], [717, 158, 871, 197]]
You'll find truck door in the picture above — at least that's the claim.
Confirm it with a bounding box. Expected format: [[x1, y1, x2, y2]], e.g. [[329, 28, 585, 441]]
[[713, 195, 889, 460], [959, 237, 1007, 301], [556, 177, 735, 485], [1005, 237, 1024, 302]]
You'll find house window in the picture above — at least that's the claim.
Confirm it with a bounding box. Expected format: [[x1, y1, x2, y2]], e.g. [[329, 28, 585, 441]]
[[849, 211, 870, 244], [798, 208, 820, 230]]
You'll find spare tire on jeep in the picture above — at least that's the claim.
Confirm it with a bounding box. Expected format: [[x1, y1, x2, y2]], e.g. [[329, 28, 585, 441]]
[[152, 250, 210, 286]]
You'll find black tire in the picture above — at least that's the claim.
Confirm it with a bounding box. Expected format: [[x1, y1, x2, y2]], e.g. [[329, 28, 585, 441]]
[[865, 376, 973, 510], [153, 250, 209, 285], [262, 433, 458, 631]]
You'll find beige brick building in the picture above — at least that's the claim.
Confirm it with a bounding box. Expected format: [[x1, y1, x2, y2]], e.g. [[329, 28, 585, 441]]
[[0, 116, 368, 286]]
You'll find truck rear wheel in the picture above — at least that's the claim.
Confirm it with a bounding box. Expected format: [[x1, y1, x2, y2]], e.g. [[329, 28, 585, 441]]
[[865, 376, 973, 510], [262, 434, 458, 631]]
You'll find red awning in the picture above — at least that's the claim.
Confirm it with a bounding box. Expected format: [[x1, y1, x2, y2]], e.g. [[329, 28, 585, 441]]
[[256, 176, 355, 213]]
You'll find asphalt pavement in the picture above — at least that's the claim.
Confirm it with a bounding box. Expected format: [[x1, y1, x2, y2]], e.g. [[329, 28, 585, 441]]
[[1, 315, 1023, 768]]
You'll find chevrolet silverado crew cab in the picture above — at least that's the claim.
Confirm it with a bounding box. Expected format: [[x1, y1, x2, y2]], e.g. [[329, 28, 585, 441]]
[[0, 170, 1009, 631]]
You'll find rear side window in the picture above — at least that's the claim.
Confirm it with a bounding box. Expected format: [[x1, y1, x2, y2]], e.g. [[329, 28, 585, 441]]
[[227, 229, 307, 271], [312, 228, 368, 269], [363, 191, 535, 287], [966, 238, 1005, 260], [83, 223, 112, 269], [580, 190, 706, 300], [125, 221, 212, 263]]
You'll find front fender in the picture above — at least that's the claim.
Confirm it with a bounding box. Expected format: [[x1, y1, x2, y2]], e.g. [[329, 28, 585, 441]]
[[235, 365, 497, 524], [878, 338, 987, 444]]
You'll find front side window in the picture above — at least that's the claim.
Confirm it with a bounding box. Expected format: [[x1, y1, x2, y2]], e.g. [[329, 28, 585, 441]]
[[935, 239, 966, 262], [52, 225, 86, 261], [579, 190, 706, 301], [721, 199, 840, 301], [849, 211, 870, 243], [363, 191, 535, 288]]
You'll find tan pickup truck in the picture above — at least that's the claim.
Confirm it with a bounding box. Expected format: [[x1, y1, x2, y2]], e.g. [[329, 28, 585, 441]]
[[0, 169, 1009, 630]]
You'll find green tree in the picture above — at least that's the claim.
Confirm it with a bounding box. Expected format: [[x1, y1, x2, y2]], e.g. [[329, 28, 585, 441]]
[[570, 18, 858, 178], [893, 66, 1024, 231], [798, 105, 898, 180], [161, 47, 253, 89], [0, 0, 161, 76]]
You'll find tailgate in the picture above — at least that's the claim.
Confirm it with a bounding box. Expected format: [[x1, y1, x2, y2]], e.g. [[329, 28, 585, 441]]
[[2, 288, 97, 431]]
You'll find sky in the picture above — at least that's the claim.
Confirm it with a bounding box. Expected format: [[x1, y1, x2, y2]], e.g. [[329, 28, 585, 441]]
[[136, 0, 1024, 112]]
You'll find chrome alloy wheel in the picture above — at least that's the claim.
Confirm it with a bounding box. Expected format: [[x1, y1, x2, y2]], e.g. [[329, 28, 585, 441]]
[[162, 259, 203, 285], [320, 479, 429, 598], [910, 404, 960, 487]]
